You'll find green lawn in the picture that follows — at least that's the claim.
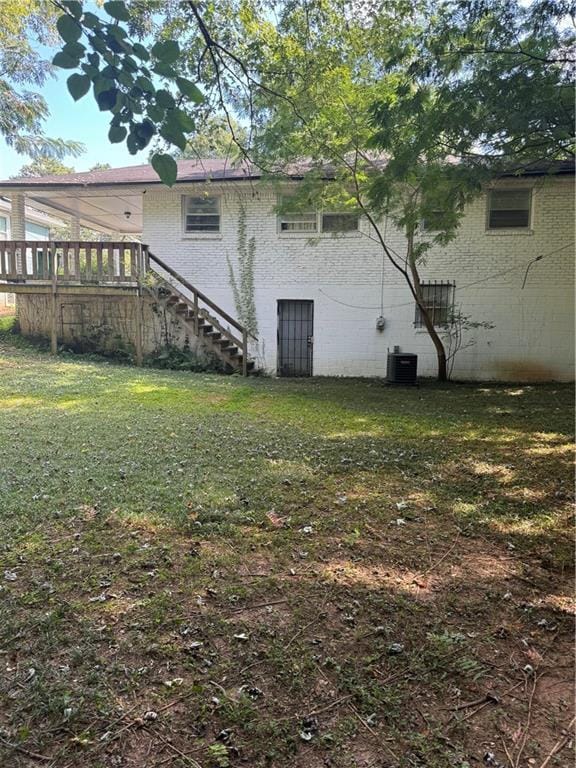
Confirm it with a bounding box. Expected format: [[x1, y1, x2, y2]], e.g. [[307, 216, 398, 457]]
[[0, 334, 573, 768]]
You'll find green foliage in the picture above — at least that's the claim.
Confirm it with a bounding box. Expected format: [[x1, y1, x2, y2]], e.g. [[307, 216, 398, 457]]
[[14, 157, 74, 178], [52, 2, 204, 186], [151, 153, 178, 186], [0, 0, 84, 160], [144, 344, 225, 373], [67, 73, 91, 101], [226, 203, 258, 337], [178, 115, 248, 160], [208, 743, 230, 768]]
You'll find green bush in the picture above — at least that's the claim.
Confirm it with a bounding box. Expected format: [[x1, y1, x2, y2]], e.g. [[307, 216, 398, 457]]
[[144, 344, 226, 373]]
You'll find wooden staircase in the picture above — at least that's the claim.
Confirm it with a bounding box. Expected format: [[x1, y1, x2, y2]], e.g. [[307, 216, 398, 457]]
[[147, 251, 256, 375]]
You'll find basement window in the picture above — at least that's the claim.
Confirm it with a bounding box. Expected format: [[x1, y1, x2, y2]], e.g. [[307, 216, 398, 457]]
[[183, 196, 220, 233], [414, 281, 455, 328], [321, 212, 359, 233], [487, 189, 531, 229]]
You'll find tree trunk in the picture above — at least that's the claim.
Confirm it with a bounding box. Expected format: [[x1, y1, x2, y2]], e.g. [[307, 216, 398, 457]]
[[406, 230, 448, 382]]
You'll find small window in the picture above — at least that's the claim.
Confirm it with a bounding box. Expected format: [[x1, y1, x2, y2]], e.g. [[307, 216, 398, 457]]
[[279, 212, 317, 232], [25, 221, 50, 239], [488, 189, 531, 229], [321, 213, 359, 233], [415, 282, 454, 327], [0, 216, 6, 240], [183, 196, 220, 233]]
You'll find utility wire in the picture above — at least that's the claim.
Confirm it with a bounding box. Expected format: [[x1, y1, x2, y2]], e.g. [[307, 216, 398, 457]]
[[318, 241, 574, 311]]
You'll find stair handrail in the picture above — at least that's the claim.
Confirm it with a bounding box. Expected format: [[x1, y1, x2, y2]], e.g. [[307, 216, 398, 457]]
[[146, 249, 256, 376], [147, 250, 255, 338]]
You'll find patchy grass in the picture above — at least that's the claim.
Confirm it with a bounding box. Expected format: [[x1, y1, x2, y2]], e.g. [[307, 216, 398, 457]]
[[0, 338, 573, 768]]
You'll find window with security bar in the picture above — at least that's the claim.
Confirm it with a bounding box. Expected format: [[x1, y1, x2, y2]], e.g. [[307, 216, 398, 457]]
[[414, 282, 455, 327]]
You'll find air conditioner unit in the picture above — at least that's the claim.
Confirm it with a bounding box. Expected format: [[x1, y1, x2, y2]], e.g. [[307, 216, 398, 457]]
[[387, 352, 418, 385]]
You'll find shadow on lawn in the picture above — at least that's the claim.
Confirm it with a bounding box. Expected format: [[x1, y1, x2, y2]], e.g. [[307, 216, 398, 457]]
[[0, 504, 573, 768]]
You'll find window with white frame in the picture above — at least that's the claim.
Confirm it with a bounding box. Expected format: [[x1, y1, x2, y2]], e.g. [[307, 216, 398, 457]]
[[278, 199, 360, 234], [25, 221, 50, 239], [321, 212, 359, 233], [415, 282, 454, 327], [0, 216, 7, 240], [183, 195, 220, 233], [278, 210, 317, 232], [487, 189, 531, 229]]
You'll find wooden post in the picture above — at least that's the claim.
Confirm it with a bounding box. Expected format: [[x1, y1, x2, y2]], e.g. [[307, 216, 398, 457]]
[[50, 241, 58, 355], [242, 328, 248, 377], [134, 263, 143, 366], [134, 291, 143, 366], [193, 291, 199, 336]]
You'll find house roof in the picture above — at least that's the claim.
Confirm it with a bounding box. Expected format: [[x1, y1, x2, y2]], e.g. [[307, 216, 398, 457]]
[[0, 159, 278, 189], [0, 157, 570, 236], [0, 158, 572, 190]]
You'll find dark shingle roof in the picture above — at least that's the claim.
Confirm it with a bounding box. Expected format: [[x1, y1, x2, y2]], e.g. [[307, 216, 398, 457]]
[[1, 159, 295, 188], [0, 157, 572, 188]]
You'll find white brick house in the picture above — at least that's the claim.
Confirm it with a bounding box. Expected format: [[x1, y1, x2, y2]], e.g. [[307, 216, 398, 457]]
[[0, 160, 573, 381]]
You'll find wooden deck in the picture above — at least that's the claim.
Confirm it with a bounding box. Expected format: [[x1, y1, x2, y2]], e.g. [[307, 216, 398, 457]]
[[0, 241, 147, 292], [0, 240, 255, 375]]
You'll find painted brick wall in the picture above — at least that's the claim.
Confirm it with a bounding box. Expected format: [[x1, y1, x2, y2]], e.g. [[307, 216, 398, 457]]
[[142, 176, 575, 381]]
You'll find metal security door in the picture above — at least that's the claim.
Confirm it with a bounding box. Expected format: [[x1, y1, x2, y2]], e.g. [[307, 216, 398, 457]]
[[277, 300, 314, 376]]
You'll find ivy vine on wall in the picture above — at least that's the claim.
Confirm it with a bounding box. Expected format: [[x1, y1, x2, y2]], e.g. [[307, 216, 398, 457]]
[[227, 202, 258, 337]]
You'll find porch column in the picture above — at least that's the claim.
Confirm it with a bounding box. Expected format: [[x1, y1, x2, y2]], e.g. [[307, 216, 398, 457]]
[[10, 193, 26, 239], [10, 193, 25, 275], [70, 214, 81, 240]]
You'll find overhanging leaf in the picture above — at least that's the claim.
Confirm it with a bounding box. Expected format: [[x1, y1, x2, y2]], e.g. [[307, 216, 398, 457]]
[[155, 90, 175, 109], [171, 108, 195, 133], [96, 88, 119, 112], [108, 125, 127, 143], [62, 41, 86, 58], [151, 153, 178, 187], [103, 1, 130, 21], [52, 51, 80, 70], [57, 14, 82, 44], [176, 78, 204, 104], [151, 40, 180, 64], [67, 74, 91, 101], [132, 43, 150, 61], [160, 122, 187, 151], [62, 1, 82, 18]]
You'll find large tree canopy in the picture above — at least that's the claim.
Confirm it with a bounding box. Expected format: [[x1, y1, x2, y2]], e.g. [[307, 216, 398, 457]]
[[1, 0, 84, 159]]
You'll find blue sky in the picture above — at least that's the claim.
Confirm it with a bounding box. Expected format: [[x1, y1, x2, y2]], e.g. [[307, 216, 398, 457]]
[[0, 56, 150, 180]]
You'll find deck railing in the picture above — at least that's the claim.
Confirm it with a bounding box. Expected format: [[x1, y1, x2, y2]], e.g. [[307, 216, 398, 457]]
[[0, 239, 254, 374], [0, 241, 148, 284]]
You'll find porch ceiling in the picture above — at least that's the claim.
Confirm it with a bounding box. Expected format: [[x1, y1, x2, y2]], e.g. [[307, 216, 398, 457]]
[[0, 188, 143, 235]]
